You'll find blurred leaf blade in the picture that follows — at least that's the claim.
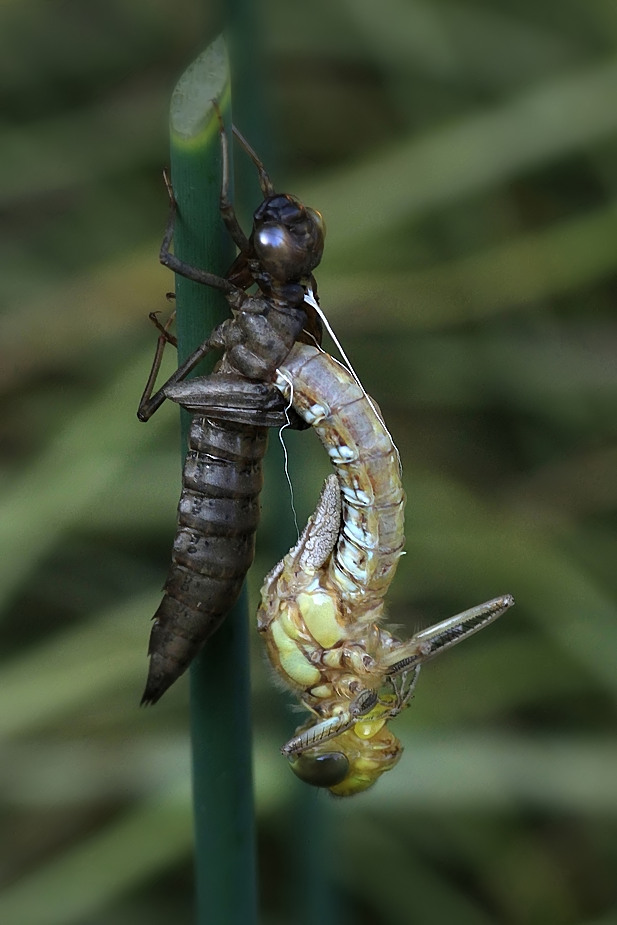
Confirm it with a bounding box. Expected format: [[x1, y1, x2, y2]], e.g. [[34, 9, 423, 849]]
[[0, 786, 192, 925], [304, 56, 617, 253]]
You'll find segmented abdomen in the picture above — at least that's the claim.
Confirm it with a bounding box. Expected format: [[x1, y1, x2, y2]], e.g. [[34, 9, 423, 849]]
[[141, 416, 267, 704], [275, 344, 405, 621]]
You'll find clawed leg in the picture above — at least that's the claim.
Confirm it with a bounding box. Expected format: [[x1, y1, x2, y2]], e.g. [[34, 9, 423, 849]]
[[148, 309, 177, 347], [137, 328, 222, 422], [280, 595, 513, 759], [389, 665, 421, 711], [139, 330, 309, 427], [213, 103, 277, 254], [232, 123, 275, 198], [147, 107, 282, 423], [212, 104, 251, 254], [384, 594, 515, 677], [137, 311, 178, 421], [158, 168, 238, 293], [281, 670, 422, 757], [281, 689, 379, 757]]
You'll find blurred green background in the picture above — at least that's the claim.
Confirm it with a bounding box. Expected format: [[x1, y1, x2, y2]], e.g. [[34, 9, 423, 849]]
[[1, 1, 616, 923]]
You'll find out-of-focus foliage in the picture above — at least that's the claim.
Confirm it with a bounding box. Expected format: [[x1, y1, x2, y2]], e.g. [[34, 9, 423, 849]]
[[1, 1, 616, 923]]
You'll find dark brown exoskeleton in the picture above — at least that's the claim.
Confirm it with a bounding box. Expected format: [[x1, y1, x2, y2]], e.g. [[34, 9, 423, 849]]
[[137, 116, 325, 703]]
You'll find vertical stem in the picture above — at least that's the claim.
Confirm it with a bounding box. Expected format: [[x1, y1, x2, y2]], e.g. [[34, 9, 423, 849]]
[[167, 38, 257, 925]]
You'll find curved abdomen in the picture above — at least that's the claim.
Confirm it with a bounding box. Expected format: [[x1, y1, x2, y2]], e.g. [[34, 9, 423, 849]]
[[276, 344, 405, 622]]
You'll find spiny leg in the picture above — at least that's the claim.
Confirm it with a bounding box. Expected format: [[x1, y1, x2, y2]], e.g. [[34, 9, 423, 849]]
[[232, 124, 275, 198], [281, 597, 512, 759], [137, 329, 223, 422], [280, 596, 512, 760], [158, 168, 238, 292], [145, 128, 252, 422], [384, 594, 515, 677], [149, 309, 178, 347], [137, 310, 178, 420], [280, 667, 423, 758], [389, 666, 422, 712], [198, 102, 252, 254], [281, 689, 380, 758]]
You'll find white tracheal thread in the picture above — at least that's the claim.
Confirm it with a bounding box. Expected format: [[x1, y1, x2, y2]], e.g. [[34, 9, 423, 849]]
[[304, 289, 402, 474], [275, 366, 300, 541]]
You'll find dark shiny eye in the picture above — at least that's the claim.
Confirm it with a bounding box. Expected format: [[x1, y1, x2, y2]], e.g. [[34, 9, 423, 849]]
[[251, 194, 325, 280], [289, 751, 349, 788], [255, 224, 289, 255]]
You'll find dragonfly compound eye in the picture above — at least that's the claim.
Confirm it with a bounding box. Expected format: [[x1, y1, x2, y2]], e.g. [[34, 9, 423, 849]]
[[288, 751, 350, 789], [252, 194, 324, 280]]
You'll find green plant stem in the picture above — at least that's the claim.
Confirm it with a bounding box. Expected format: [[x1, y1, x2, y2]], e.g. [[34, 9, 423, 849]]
[[167, 38, 257, 925]]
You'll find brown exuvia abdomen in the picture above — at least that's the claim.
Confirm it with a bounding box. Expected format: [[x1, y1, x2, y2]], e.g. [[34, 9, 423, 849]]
[[141, 415, 268, 704]]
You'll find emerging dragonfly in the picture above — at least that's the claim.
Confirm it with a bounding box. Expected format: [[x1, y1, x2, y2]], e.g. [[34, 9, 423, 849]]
[[258, 330, 514, 795], [138, 114, 325, 704]]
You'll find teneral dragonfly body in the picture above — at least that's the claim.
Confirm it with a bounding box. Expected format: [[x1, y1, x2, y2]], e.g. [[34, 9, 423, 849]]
[[258, 339, 514, 795]]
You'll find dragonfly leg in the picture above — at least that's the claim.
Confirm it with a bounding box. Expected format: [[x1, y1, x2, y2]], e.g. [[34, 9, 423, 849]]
[[281, 673, 419, 758], [281, 693, 377, 758], [136, 311, 179, 420], [282, 713, 356, 757], [389, 666, 421, 712], [148, 309, 178, 347], [137, 331, 224, 422], [384, 594, 514, 677], [209, 104, 251, 254], [232, 123, 275, 199], [158, 169, 237, 293]]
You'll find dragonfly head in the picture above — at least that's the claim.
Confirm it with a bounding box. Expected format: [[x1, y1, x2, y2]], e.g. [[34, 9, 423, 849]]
[[252, 194, 325, 282], [288, 722, 403, 797]]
